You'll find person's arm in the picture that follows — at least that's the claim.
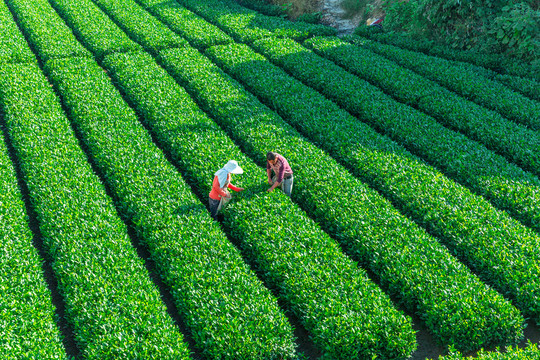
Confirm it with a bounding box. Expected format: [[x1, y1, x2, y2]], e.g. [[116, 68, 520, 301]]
[[267, 167, 273, 184], [227, 183, 244, 192]]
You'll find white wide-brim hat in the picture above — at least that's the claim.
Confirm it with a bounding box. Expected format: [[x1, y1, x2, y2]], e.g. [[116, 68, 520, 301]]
[[223, 160, 243, 174]]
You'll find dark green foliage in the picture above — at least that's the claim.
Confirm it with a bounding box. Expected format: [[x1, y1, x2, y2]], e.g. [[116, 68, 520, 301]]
[[48, 0, 142, 59], [0, 1, 36, 64], [0, 63, 190, 359], [45, 55, 297, 360], [0, 128, 66, 359], [346, 35, 540, 130], [104, 49, 417, 360], [6, 0, 90, 63]]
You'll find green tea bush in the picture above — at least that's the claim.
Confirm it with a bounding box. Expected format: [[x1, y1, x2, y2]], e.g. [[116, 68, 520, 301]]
[[45, 56, 297, 360], [0, 63, 190, 359], [176, 0, 336, 43], [103, 50, 417, 360], [0, 128, 67, 359], [0, 1, 36, 64], [158, 44, 525, 352], [346, 35, 540, 130], [304, 36, 540, 177], [134, 0, 233, 50], [89, 0, 187, 54], [204, 41, 540, 326], [5, 0, 90, 63], [48, 0, 142, 59]]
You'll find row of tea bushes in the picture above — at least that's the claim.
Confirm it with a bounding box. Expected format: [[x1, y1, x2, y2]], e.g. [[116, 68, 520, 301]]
[[135, 0, 234, 50], [345, 36, 540, 131], [0, 1, 36, 64], [0, 128, 67, 359], [44, 55, 297, 360], [90, 0, 187, 55], [103, 49, 417, 360], [176, 0, 336, 43], [204, 41, 540, 323], [354, 27, 539, 81], [48, 0, 142, 60], [156, 44, 523, 352], [0, 63, 190, 359], [5, 0, 90, 63], [248, 37, 540, 236], [304, 36, 540, 177]]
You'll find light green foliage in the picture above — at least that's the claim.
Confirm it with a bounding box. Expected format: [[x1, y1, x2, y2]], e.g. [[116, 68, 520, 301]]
[[437, 341, 540, 359], [45, 55, 297, 360], [0, 63, 190, 360], [0, 1, 36, 64], [48, 0, 142, 59], [6, 0, 90, 62], [0, 129, 66, 359], [103, 49, 417, 360], [176, 0, 336, 43], [134, 0, 234, 50]]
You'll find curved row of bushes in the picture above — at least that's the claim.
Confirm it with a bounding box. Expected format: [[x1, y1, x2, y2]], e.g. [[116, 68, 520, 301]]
[[89, 0, 187, 55], [0, 1, 36, 64], [102, 49, 417, 360], [44, 55, 297, 360], [304, 36, 540, 178], [436, 342, 540, 360], [175, 0, 336, 43], [5, 0, 90, 63], [47, 0, 142, 60], [203, 41, 540, 324], [159, 43, 526, 351], [0, 128, 66, 359], [247, 37, 540, 236], [345, 35, 540, 131], [0, 62, 190, 359]]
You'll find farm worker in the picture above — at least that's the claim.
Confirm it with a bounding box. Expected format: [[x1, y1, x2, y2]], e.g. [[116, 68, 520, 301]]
[[266, 151, 293, 196], [209, 160, 244, 219]]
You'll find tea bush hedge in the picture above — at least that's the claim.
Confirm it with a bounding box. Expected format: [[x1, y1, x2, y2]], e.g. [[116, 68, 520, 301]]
[[0, 63, 190, 360], [0, 128, 67, 359], [0, 1, 36, 64], [5, 0, 90, 63]]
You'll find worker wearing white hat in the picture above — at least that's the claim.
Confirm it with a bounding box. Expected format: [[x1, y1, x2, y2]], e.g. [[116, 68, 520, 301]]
[[208, 160, 244, 219]]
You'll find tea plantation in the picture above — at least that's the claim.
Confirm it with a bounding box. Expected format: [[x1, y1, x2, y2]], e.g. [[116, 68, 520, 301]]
[[0, 0, 539, 358]]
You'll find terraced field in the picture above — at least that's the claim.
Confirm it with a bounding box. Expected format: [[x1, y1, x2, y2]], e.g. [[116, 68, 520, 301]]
[[1, 0, 539, 358]]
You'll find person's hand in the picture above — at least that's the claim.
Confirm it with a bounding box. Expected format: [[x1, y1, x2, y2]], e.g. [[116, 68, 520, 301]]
[[238, 187, 244, 191], [268, 179, 273, 185], [267, 187, 273, 193]]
